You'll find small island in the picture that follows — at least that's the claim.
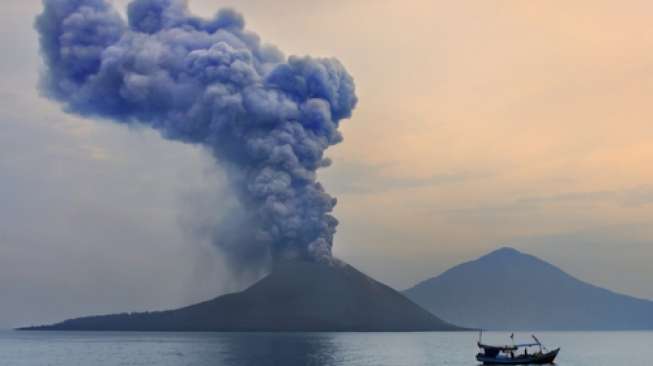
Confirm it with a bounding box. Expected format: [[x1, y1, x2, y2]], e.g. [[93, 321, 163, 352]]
[[20, 260, 462, 332]]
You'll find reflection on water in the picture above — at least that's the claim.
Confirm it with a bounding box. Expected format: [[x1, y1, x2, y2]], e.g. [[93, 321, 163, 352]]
[[217, 333, 340, 366], [1, 330, 652, 366]]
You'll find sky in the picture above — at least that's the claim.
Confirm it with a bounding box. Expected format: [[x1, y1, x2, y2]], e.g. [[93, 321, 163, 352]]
[[1, 0, 653, 329]]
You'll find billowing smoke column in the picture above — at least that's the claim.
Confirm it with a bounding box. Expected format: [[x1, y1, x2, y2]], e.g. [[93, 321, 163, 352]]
[[35, 0, 357, 267]]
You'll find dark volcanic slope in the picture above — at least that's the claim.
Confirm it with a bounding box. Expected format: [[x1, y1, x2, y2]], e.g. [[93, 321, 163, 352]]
[[404, 247, 653, 330], [22, 261, 460, 332]]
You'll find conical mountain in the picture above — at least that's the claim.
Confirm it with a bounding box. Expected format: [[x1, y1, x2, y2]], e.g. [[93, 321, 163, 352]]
[[21, 260, 461, 332], [404, 247, 653, 330]]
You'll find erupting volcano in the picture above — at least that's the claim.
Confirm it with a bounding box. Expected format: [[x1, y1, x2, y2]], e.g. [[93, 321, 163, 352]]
[[25, 0, 462, 332]]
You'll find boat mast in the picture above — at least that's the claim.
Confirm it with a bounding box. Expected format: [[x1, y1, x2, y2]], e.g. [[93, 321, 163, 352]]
[[532, 335, 543, 353]]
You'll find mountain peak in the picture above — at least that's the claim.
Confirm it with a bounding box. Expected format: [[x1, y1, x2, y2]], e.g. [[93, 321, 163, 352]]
[[483, 246, 523, 258], [474, 246, 548, 268]]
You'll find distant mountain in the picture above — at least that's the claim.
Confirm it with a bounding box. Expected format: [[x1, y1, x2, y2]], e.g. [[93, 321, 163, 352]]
[[21, 260, 461, 332], [404, 247, 653, 330]]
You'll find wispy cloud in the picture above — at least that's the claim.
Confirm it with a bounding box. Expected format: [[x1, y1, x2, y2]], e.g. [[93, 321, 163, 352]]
[[438, 186, 653, 217], [323, 160, 491, 195]]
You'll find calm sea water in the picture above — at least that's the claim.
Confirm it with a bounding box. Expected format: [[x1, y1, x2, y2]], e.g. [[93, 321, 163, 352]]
[[0, 330, 650, 365]]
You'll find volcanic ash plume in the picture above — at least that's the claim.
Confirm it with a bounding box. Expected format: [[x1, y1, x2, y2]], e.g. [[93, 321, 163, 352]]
[[35, 0, 357, 267]]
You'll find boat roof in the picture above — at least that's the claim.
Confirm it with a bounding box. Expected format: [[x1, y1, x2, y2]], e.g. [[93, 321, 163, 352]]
[[478, 342, 539, 351], [515, 343, 540, 347]]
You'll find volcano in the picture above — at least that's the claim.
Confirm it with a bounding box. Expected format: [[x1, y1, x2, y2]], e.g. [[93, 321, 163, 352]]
[[404, 247, 653, 330], [21, 261, 461, 332]]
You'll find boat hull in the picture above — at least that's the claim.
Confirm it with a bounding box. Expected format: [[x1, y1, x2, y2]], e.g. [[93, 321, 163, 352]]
[[476, 348, 559, 365]]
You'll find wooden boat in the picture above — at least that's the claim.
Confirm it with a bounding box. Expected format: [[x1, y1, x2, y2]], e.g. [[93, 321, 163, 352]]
[[475, 332, 560, 365]]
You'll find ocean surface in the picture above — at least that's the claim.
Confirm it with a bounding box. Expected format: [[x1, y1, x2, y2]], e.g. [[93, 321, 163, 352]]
[[0, 330, 650, 365]]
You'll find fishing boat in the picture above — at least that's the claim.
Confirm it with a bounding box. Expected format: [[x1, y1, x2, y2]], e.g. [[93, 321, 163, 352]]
[[475, 331, 560, 365]]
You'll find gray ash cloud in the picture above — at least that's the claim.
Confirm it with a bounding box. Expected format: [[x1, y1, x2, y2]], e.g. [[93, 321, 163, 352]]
[[35, 0, 357, 267]]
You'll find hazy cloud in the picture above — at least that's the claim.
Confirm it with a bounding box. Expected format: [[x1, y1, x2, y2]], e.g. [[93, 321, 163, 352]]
[[323, 160, 489, 195]]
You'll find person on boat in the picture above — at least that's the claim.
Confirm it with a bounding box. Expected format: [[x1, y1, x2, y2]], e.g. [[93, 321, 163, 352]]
[[510, 351, 514, 359], [524, 348, 528, 356]]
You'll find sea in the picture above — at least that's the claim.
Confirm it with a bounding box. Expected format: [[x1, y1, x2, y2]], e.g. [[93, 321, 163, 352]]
[[0, 330, 650, 365]]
